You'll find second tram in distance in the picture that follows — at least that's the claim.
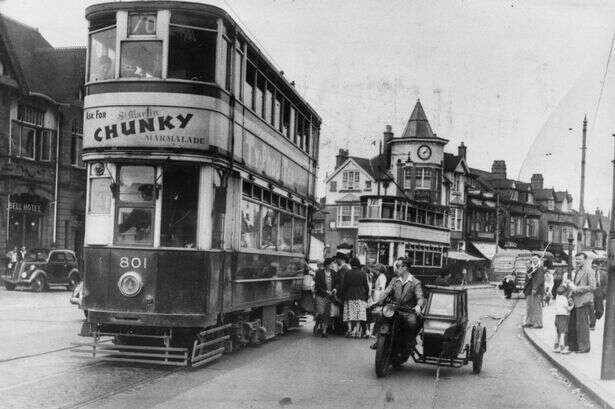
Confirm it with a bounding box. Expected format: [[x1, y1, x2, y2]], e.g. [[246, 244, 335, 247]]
[[74, 1, 321, 366]]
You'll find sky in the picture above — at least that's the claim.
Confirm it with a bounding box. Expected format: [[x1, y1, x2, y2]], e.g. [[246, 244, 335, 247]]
[[3, 0, 615, 213]]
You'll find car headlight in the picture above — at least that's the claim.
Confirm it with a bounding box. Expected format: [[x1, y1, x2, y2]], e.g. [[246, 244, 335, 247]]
[[383, 304, 396, 318], [21, 272, 27, 278], [118, 271, 143, 297]]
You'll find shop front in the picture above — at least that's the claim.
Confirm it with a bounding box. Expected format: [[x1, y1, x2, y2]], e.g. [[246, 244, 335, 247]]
[[6, 193, 48, 250]]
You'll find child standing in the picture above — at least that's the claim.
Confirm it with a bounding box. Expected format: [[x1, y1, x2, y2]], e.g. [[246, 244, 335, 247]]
[[553, 284, 573, 354], [544, 269, 554, 305]]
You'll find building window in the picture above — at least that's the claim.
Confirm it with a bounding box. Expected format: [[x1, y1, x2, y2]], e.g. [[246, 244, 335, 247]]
[[452, 175, 461, 193], [548, 200, 554, 211], [10, 105, 54, 161], [71, 119, 83, 167], [526, 218, 539, 238], [337, 205, 362, 227], [449, 208, 463, 231], [312, 222, 324, 234], [342, 171, 360, 190], [415, 167, 432, 189], [365, 180, 372, 191], [404, 167, 412, 189], [329, 181, 337, 192], [510, 215, 523, 236]]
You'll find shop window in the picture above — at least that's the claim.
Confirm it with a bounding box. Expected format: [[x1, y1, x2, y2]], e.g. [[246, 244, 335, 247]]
[[115, 166, 155, 245], [241, 199, 260, 248], [160, 165, 199, 247], [89, 27, 116, 81], [120, 41, 162, 78], [260, 207, 278, 249], [293, 218, 305, 253]]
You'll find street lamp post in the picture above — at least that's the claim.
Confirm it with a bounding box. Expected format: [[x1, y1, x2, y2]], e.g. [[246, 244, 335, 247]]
[[600, 134, 615, 379], [567, 234, 574, 279]]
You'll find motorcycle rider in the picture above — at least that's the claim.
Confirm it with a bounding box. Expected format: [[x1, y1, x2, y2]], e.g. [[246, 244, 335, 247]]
[[370, 258, 425, 350]]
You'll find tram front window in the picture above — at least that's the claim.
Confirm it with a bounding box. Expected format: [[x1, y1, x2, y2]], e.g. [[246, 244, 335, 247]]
[[116, 166, 155, 245], [120, 41, 162, 78], [89, 27, 116, 81], [161, 166, 199, 248], [168, 26, 217, 82]]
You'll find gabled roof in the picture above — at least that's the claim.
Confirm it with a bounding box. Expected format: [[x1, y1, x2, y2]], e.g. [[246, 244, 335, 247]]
[[517, 182, 531, 192], [554, 191, 568, 203], [601, 216, 610, 230], [587, 214, 602, 230], [533, 188, 556, 201], [0, 13, 85, 103], [443, 153, 469, 174], [401, 100, 435, 139], [326, 154, 389, 183]]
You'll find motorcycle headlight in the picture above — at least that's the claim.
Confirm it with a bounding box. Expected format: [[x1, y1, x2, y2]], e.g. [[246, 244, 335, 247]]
[[118, 271, 143, 297], [383, 304, 395, 318]]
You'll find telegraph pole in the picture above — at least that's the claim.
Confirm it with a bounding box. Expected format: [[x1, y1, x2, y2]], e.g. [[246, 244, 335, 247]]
[[601, 133, 615, 379], [579, 116, 588, 214]]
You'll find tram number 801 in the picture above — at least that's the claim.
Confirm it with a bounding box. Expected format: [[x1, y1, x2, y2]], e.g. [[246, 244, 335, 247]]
[[119, 256, 148, 269]]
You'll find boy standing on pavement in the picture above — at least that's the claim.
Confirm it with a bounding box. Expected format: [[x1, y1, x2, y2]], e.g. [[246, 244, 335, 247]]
[[553, 284, 573, 354]]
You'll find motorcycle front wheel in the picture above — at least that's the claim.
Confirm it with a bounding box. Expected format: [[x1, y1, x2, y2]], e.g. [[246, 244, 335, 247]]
[[375, 333, 393, 378]]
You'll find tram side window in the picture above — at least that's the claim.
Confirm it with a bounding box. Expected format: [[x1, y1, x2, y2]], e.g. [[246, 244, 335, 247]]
[[255, 74, 265, 118], [278, 212, 292, 252], [120, 41, 162, 78], [160, 166, 199, 248], [89, 177, 112, 214], [234, 48, 244, 98], [168, 26, 217, 82], [89, 27, 116, 81], [293, 218, 305, 253], [241, 200, 260, 248], [245, 63, 256, 110], [282, 100, 290, 138], [116, 166, 155, 245], [260, 208, 278, 249]]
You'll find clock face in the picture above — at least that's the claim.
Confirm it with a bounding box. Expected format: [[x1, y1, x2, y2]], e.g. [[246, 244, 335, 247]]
[[417, 145, 432, 160]]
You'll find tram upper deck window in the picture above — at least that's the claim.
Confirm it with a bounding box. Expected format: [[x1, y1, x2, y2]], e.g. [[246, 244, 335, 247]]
[[116, 166, 155, 246], [89, 27, 116, 82], [160, 165, 198, 248], [168, 26, 216, 82]]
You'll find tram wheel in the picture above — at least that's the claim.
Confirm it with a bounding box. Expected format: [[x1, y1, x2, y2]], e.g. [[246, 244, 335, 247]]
[[31, 276, 46, 293], [4, 282, 16, 291]]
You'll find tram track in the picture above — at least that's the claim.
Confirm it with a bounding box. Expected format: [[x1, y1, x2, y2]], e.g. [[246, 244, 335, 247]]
[[430, 291, 521, 409]]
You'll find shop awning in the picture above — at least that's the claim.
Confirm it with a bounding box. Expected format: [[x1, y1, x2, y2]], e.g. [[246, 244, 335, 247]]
[[471, 242, 501, 260], [447, 251, 485, 262]]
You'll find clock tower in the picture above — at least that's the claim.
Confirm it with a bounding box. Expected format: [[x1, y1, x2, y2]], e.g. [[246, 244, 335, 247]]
[[388, 100, 448, 204]]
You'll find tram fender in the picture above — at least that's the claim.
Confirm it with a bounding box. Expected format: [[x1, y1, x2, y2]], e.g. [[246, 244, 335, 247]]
[[28, 270, 48, 282]]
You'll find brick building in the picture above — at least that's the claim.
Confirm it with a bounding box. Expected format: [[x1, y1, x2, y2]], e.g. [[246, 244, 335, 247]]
[[0, 14, 85, 258]]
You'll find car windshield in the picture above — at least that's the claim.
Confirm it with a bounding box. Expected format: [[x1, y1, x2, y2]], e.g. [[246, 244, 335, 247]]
[[24, 250, 49, 262]]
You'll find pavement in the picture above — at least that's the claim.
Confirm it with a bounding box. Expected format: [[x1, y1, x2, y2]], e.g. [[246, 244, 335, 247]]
[[523, 301, 615, 409]]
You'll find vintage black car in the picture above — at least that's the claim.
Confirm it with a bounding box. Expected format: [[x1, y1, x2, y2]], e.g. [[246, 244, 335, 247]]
[[1, 249, 81, 292]]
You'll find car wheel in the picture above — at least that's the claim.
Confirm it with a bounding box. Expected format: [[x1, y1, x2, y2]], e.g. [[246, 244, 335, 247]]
[[4, 282, 16, 291], [67, 275, 80, 291], [31, 276, 46, 293]]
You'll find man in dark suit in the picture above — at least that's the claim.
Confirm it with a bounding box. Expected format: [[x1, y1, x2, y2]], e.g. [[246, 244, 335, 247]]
[[570, 253, 596, 352], [522, 254, 545, 328]]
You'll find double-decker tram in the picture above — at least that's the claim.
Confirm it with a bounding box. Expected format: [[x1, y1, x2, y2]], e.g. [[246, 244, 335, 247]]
[[73, 1, 321, 366]]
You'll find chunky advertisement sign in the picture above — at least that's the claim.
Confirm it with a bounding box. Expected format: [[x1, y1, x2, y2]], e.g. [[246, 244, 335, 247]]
[[83, 106, 227, 151]]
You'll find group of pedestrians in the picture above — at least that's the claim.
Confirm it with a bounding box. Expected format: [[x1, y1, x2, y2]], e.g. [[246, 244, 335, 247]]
[[522, 252, 607, 354], [312, 253, 389, 338], [5, 245, 27, 271]]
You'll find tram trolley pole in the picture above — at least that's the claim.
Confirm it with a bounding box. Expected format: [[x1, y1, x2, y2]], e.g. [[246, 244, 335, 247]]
[[601, 133, 615, 379]]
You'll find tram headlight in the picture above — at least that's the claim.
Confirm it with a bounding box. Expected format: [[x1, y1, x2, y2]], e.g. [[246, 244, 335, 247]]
[[118, 271, 143, 297]]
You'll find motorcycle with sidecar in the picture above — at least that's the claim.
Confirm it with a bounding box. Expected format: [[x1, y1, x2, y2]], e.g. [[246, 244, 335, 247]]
[[374, 285, 486, 377]]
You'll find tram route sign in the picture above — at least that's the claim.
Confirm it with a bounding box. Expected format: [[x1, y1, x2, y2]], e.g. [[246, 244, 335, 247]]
[[83, 106, 229, 152]]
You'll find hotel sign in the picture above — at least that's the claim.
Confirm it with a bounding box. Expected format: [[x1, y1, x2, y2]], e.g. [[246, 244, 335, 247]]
[[83, 106, 216, 151], [8, 201, 42, 214]]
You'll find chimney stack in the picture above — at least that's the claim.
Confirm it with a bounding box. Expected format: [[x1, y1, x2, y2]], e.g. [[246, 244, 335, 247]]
[[335, 149, 349, 169], [491, 160, 507, 179], [383, 125, 394, 168], [457, 142, 467, 161], [531, 174, 544, 190]]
